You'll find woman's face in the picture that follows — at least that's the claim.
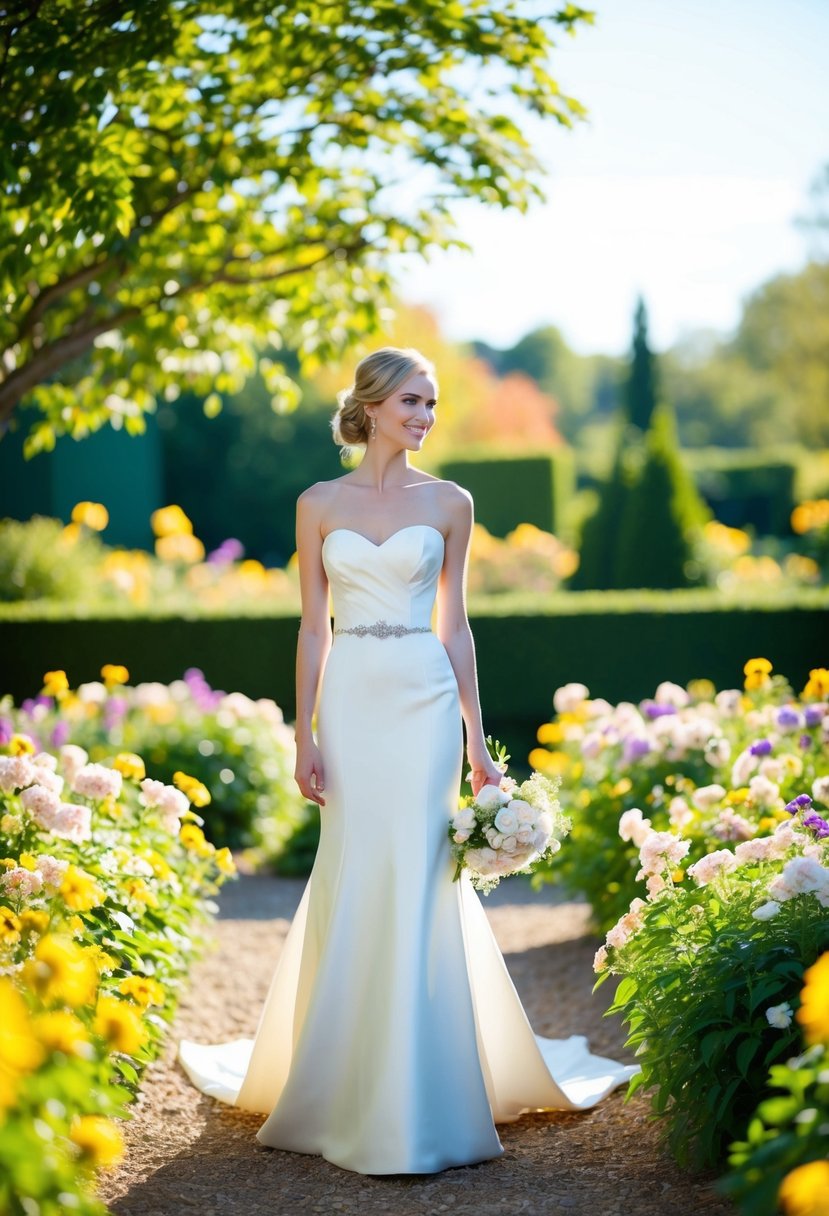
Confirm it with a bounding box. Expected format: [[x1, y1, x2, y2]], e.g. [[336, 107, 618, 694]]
[[370, 371, 437, 450]]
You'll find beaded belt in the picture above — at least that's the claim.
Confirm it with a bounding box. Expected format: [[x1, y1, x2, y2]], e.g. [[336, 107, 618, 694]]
[[333, 618, 432, 638]]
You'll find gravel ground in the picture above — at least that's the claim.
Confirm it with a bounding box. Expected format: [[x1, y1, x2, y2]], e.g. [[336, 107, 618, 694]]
[[97, 874, 734, 1216]]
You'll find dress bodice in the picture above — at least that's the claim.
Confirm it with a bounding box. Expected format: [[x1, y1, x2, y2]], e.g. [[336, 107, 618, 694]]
[[321, 524, 445, 632]]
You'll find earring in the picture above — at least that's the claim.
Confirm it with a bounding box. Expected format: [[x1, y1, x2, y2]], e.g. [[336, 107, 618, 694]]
[[369, 415, 376, 440]]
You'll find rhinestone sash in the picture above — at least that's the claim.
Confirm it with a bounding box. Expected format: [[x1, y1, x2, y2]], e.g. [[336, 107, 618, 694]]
[[333, 618, 432, 639]]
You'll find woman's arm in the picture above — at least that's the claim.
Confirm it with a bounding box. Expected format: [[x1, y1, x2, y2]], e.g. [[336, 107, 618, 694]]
[[435, 487, 503, 796], [293, 485, 332, 805]]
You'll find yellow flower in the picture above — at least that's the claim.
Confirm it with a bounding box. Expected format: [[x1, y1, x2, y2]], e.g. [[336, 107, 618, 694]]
[[60, 866, 105, 913], [527, 748, 569, 774], [151, 503, 193, 538], [536, 722, 564, 745], [100, 663, 129, 688], [145, 851, 173, 881], [743, 657, 773, 691], [85, 944, 116, 974], [113, 752, 146, 781], [179, 823, 214, 857], [69, 1115, 125, 1169], [725, 787, 750, 806], [34, 1010, 89, 1057], [22, 935, 99, 1008], [155, 532, 205, 563], [214, 847, 236, 877], [94, 994, 147, 1053], [18, 853, 37, 871], [778, 1160, 829, 1216], [42, 669, 70, 698], [71, 501, 109, 531], [577, 789, 591, 808], [19, 908, 49, 936], [8, 733, 35, 756], [0, 905, 22, 945], [797, 952, 829, 1046], [612, 778, 633, 797], [118, 975, 164, 1008], [672, 869, 685, 883], [687, 677, 717, 701], [0, 979, 45, 1108], [124, 877, 158, 908], [173, 771, 211, 807], [802, 668, 829, 701]]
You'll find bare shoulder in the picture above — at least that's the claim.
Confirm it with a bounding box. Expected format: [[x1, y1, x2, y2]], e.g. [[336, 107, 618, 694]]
[[296, 479, 340, 512], [435, 478, 473, 517]]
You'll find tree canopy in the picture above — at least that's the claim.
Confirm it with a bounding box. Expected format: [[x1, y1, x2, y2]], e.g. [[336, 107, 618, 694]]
[[0, 0, 595, 453]]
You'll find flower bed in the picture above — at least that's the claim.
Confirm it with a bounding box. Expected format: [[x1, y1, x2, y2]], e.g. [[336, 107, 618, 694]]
[[528, 659, 829, 1200], [0, 727, 235, 1215], [530, 661, 829, 932], [3, 666, 310, 865]]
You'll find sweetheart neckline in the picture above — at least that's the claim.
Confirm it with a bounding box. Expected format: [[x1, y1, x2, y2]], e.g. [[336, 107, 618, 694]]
[[321, 524, 445, 550]]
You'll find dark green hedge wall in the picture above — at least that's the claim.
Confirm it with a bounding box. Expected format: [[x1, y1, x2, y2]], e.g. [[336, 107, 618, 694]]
[[437, 449, 575, 538]]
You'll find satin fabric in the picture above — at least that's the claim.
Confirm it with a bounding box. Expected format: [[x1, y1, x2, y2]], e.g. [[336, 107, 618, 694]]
[[178, 524, 637, 1174]]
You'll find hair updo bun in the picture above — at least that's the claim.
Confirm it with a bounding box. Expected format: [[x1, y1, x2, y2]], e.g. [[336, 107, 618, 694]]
[[331, 346, 436, 452]]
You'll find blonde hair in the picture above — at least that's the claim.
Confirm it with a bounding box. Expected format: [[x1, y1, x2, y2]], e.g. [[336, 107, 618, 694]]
[[331, 346, 437, 450]]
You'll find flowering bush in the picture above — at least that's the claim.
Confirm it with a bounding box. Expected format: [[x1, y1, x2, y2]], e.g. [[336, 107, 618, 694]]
[[466, 522, 578, 595], [0, 729, 235, 1215], [3, 666, 310, 865], [0, 504, 298, 612], [592, 788, 829, 1169], [530, 660, 829, 933], [449, 739, 569, 893], [720, 953, 829, 1216]]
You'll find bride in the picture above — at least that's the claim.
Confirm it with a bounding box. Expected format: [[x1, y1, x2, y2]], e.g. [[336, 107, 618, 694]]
[[178, 346, 637, 1175]]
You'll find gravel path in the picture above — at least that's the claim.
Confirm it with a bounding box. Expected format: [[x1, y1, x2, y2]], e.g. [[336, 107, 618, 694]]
[[97, 874, 734, 1216]]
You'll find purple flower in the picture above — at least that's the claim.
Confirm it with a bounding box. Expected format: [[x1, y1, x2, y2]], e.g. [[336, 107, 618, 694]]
[[642, 701, 677, 719], [776, 707, 802, 729], [799, 734, 813, 751], [21, 695, 53, 716], [207, 538, 245, 564], [749, 738, 773, 756], [804, 705, 825, 728], [0, 717, 13, 746], [802, 811, 829, 839], [784, 794, 813, 815], [103, 697, 128, 731], [623, 736, 651, 763], [50, 720, 70, 748]]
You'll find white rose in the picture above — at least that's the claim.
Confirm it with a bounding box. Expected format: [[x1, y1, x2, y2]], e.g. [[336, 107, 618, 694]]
[[475, 785, 505, 811], [532, 828, 549, 850], [752, 900, 780, 920], [453, 807, 476, 831], [453, 830, 470, 843], [536, 811, 554, 836], [499, 835, 519, 854], [510, 800, 536, 824], [494, 806, 519, 835], [516, 827, 534, 845]]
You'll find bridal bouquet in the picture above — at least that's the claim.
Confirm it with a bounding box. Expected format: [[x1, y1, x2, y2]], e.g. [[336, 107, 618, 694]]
[[449, 738, 570, 893]]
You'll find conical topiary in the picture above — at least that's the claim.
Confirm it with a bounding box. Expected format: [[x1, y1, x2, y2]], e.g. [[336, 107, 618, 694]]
[[613, 401, 711, 589]]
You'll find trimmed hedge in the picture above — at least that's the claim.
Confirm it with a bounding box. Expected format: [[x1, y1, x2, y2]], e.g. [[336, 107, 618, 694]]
[[3, 591, 827, 758], [438, 448, 575, 539]]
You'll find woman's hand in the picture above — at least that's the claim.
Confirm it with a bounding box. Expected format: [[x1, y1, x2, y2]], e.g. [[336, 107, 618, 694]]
[[295, 738, 326, 807], [466, 740, 504, 799]]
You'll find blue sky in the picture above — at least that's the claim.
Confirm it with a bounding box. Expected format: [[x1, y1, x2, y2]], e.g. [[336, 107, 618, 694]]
[[392, 0, 829, 355]]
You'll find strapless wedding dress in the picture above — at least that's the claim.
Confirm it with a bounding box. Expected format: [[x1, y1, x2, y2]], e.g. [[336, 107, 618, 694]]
[[178, 524, 637, 1175]]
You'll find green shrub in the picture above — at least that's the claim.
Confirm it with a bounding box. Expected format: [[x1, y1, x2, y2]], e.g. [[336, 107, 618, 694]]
[[0, 516, 109, 603], [438, 448, 575, 539]]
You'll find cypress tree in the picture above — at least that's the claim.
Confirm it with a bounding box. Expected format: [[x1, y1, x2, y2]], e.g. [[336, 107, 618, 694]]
[[624, 296, 659, 432], [613, 401, 711, 589]]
